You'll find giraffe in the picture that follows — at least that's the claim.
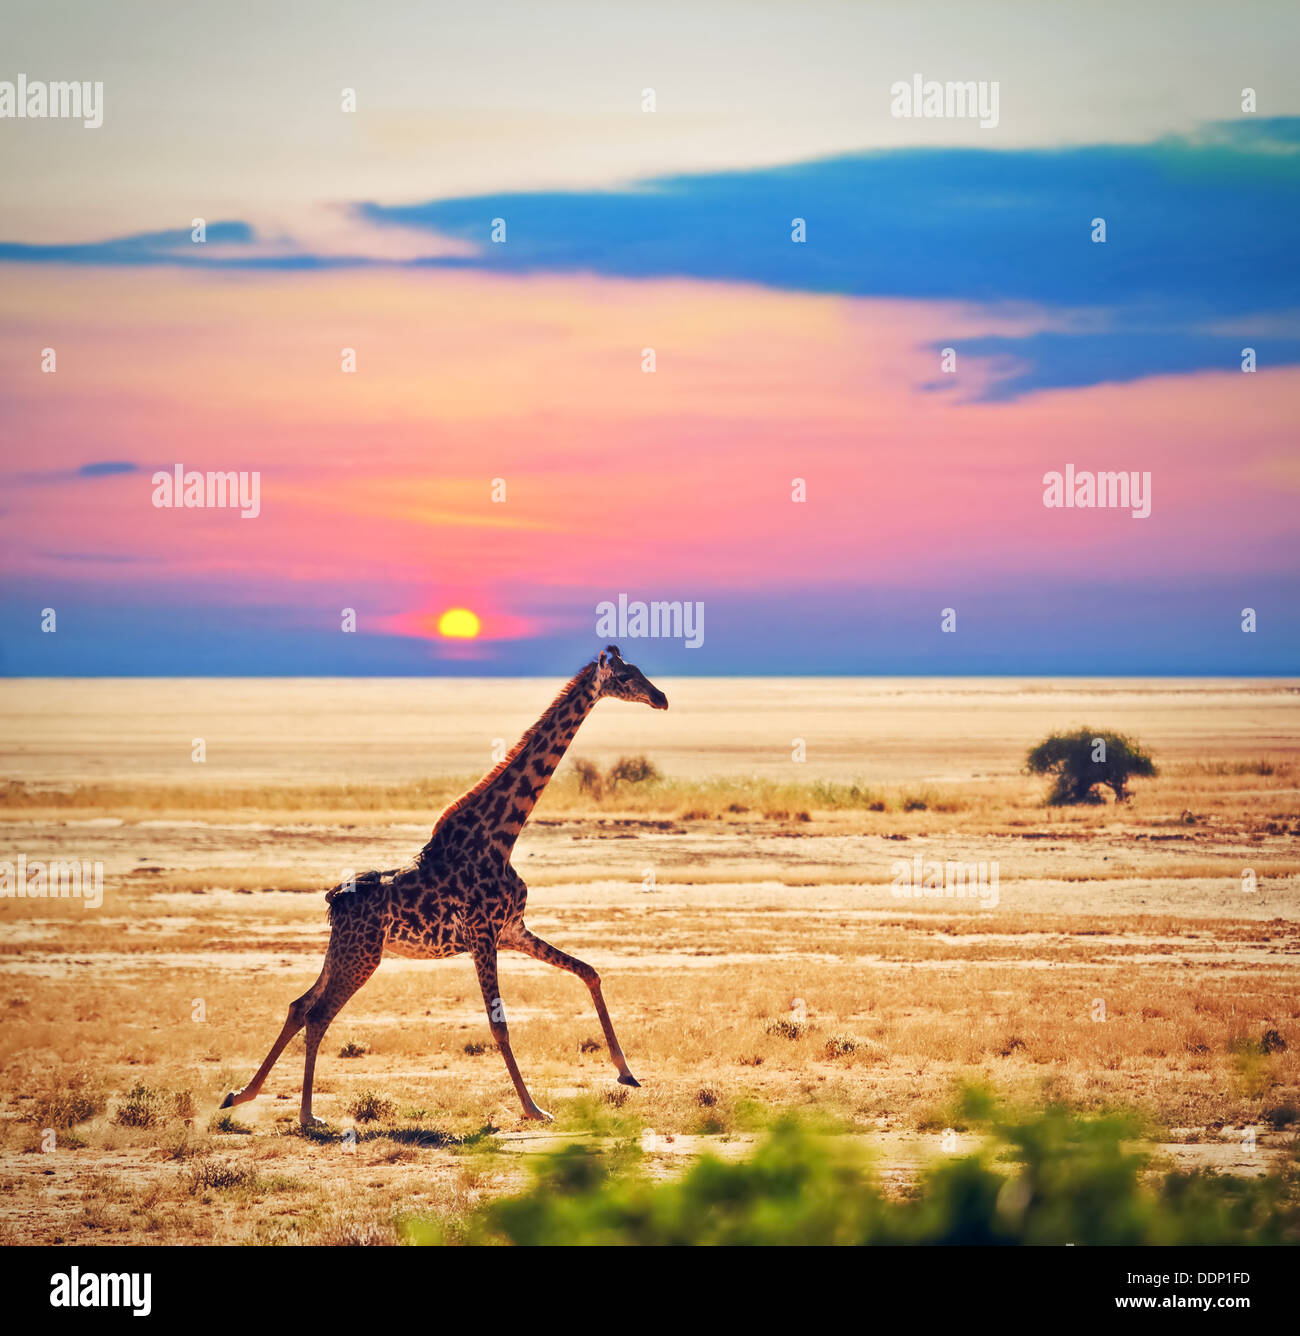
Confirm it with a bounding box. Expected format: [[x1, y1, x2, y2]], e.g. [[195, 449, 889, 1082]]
[[220, 645, 668, 1126]]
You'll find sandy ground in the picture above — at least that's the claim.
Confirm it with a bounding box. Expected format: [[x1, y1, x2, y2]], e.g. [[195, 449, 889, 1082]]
[[0, 677, 1297, 1243], [3, 675, 1297, 784]]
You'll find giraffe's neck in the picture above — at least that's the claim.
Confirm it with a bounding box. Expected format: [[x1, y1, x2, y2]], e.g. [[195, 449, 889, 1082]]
[[438, 664, 600, 858]]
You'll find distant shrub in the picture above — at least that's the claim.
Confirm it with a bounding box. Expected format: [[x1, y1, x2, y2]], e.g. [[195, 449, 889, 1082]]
[[114, 1083, 194, 1128], [765, 1018, 806, 1041], [349, 1089, 396, 1123], [1194, 759, 1277, 777], [824, 1034, 859, 1059], [115, 1084, 164, 1128], [809, 781, 883, 811], [338, 1040, 368, 1058], [462, 1041, 489, 1056], [570, 755, 661, 800], [1229, 1029, 1288, 1099], [185, 1160, 259, 1194], [318, 1213, 397, 1246], [208, 1110, 252, 1135], [419, 1093, 1300, 1246], [1026, 729, 1157, 805], [28, 1069, 106, 1128], [607, 755, 660, 787], [162, 1128, 207, 1159], [572, 758, 604, 799]]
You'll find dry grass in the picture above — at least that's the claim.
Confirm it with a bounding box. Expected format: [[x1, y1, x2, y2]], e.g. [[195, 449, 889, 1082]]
[[4, 755, 1297, 836]]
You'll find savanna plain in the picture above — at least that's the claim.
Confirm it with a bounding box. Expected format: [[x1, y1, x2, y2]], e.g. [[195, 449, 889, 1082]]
[[0, 677, 1296, 1244]]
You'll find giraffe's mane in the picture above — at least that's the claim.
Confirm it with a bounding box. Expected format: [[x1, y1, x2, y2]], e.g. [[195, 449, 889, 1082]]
[[431, 661, 596, 832]]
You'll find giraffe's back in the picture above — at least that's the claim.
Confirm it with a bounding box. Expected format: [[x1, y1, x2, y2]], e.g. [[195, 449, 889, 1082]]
[[325, 842, 525, 960]]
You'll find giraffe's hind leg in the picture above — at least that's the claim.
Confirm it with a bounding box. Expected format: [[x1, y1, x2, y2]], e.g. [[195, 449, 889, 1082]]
[[298, 931, 384, 1127], [472, 939, 552, 1121], [501, 923, 639, 1086], [220, 966, 328, 1111]]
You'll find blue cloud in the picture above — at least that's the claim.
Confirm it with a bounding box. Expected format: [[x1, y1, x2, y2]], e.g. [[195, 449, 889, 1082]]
[[0, 221, 369, 270], [367, 119, 1300, 310], [364, 117, 1300, 396], [0, 221, 257, 264], [927, 332, 1300, 400], [10, 460, 144, 486], [77, 460, 139, 477]]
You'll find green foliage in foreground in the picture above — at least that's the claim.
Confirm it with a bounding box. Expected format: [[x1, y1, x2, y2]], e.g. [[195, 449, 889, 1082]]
[[409, 1092, 1299, 1246]]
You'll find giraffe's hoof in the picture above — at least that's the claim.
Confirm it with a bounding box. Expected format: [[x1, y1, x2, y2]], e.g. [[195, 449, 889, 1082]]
[[618, 1073, 641, 1088], [521, 1106, 553, 1122], [219, 1091, 237, 1109], [300, 1114, 328, 1130]]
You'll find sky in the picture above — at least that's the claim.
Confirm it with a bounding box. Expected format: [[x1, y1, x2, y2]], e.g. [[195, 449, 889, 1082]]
[[1, 0, 1297, 676]]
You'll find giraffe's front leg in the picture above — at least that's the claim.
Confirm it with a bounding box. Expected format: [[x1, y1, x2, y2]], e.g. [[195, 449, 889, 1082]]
[[501, 922, 640, 1087], [472, 942, 552, 1121]]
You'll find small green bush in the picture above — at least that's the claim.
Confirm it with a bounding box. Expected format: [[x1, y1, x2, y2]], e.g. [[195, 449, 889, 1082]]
[[414, 1092, 1300, 1246]]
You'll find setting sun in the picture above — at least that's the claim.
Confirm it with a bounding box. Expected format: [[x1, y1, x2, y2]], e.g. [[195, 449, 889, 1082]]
[[437, 607, 481, 639]]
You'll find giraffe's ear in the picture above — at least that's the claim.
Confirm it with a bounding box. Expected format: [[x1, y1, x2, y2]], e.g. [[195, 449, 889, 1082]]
[[594, 650, 612, 685]]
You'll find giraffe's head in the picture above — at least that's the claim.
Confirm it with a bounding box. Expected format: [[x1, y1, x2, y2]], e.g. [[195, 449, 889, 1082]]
[[593, 645, 669, 710]]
